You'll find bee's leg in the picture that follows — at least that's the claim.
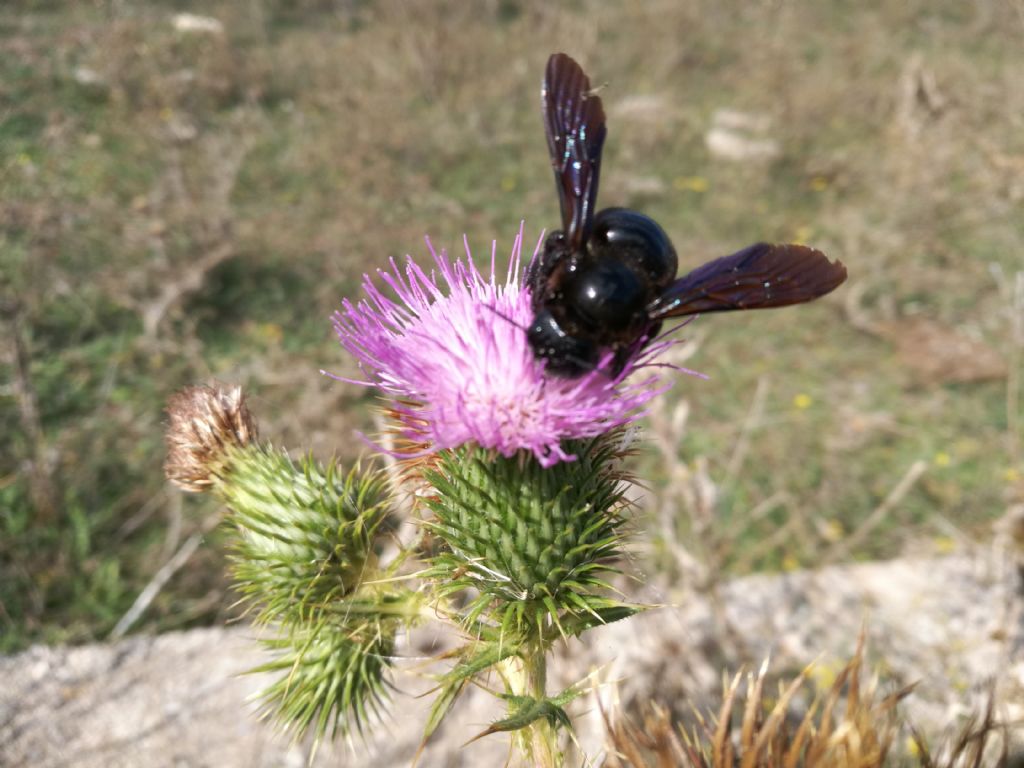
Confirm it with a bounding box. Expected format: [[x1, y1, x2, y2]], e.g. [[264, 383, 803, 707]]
[[525, 230, 569, 311], [644, 321, 663, 346], [610, 321, 663, 377], [611, 346, 639, 377]]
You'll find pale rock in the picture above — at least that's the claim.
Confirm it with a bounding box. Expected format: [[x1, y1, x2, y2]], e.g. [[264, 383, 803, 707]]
[[2, 556, 1021, 766], [172, 13, 224, 35]]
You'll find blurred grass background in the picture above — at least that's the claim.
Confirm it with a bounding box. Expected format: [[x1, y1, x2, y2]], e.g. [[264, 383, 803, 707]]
[[1, 0, 1021, 652]]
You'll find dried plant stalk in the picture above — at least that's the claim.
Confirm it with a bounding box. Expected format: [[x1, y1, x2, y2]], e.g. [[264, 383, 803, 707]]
[[604, 637, 1010, 768]]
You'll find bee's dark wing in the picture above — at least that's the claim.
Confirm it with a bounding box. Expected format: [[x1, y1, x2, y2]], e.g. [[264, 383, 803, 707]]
[[542, 52, 607, 251], [647, 243, 847, 318]]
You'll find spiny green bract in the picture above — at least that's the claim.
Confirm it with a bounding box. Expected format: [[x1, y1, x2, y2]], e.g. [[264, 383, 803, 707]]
[[251, 618, 393, 741], [423, 437, 630, 631], [218, 445, 411, 740], [221, 445, 390, 623]]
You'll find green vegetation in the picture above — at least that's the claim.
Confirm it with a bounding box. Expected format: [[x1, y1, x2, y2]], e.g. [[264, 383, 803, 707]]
[[2, 0, 1021, 652]]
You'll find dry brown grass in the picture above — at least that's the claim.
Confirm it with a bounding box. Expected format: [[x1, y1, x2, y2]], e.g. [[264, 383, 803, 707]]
[[604, 639, 1011, 768]]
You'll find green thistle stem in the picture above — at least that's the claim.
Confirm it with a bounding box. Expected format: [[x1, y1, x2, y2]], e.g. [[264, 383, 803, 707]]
[[524, 647, 559, 768], [503, 643, 559, 768]]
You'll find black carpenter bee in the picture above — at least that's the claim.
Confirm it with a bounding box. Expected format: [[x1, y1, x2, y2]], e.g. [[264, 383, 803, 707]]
[[525, 53, 848, 377]]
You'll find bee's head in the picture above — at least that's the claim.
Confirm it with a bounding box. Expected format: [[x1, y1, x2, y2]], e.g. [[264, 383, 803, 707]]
[[526, 309, 599, 378]]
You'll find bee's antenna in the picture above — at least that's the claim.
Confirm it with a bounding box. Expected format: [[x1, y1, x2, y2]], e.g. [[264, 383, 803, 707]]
[[649, 316, 698, 344], [480, 302, 528, 332]]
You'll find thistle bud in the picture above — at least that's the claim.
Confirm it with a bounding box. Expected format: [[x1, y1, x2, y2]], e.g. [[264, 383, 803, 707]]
[[424, 435, 635, 637], [164, 384, 258, 492]]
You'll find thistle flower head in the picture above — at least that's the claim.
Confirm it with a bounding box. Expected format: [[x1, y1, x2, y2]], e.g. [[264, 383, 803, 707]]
[[164, 384, 258, 492], [330, 226, 679, 467]]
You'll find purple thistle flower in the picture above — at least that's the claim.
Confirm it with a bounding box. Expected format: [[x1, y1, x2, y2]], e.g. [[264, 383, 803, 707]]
[[328, 225, 691, 467]]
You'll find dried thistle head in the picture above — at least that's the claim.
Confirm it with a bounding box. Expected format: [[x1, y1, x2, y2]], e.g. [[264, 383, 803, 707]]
[[164, 383, 258, 492]]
